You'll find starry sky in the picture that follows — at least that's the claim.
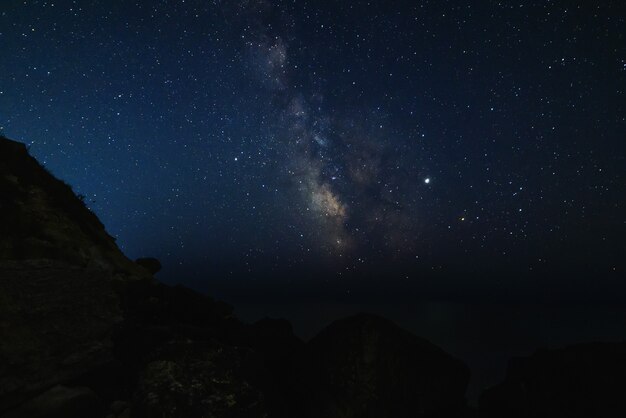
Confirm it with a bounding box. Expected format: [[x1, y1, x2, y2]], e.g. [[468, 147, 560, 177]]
[[1, 0, 624, 300]]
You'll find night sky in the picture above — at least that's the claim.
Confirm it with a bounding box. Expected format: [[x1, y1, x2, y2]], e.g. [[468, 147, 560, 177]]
[[2, 0, 626, 400], [2, 1, 625, 297]]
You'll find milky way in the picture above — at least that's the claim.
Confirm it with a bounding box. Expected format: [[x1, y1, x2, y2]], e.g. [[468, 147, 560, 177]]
[[234, 1, 426, 261], [1, 0, 624, 285]]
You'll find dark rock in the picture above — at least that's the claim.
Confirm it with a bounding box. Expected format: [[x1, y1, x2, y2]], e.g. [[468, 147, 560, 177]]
[[293, 313, 470, 418], [135, 258, 162, 275], [133, 341, 269, 418], [479, 341, 626, 418], [2, 385, 104, 418], [0, 261, 123, 412], [118, 409, 132, 418], [250, 318, 304, 417], [110, 400, 129, 414], [113, 280, 238, 365]]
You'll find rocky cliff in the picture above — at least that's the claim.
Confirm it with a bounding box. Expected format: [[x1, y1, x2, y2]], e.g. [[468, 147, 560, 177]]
[[0, 137, 145, 274], [0, 135, 472, 417], [0, 136, 145, 413]]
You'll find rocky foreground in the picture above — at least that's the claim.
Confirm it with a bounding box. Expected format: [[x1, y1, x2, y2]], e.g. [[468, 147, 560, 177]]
[[1, 135, 625, 417]]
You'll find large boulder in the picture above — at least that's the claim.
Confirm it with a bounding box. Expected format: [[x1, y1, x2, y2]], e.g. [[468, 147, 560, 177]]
[[292, 314, 471, 418], [479, 341, 626, 418], [135, 258, 162, 275]]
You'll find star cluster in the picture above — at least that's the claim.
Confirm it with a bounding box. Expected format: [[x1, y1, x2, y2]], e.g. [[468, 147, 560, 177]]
[[1, 0, 624, 290]]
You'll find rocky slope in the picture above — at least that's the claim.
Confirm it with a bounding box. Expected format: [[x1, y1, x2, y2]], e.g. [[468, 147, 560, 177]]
[[0, 136, 144, 413], [0, 137, 145, 274], [0, 135, 472, 417]]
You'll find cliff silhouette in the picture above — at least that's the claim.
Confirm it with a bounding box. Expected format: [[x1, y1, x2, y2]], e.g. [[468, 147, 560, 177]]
[[1, 134, 625, 417]]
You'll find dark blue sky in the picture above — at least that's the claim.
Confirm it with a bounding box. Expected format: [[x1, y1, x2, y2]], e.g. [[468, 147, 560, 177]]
[[1, 0, 624, 297]]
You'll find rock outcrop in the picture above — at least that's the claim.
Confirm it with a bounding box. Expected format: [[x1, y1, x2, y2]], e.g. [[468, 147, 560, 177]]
[[135, 258, 162, 276], [479, 341, 626, 418], [293, 314, 471, 418], [0, 137, 145, 275]]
